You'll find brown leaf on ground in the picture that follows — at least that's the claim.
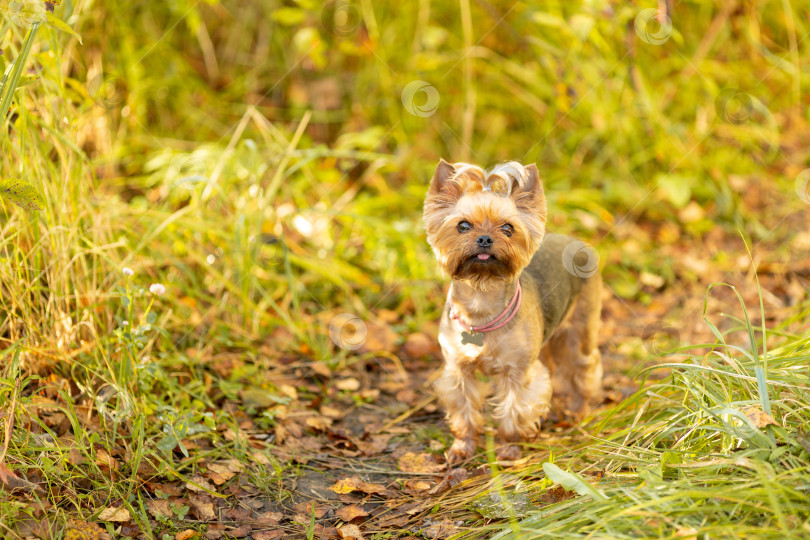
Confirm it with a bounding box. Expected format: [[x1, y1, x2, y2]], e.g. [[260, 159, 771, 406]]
[[146, 499, 172, 518], [354, 434, 391, 456], [64, 517, 109, 540], [253, 531, 285, 540], [94, 448, 118, 470], [175, 530, 196, 540], [189, 494, 217, 521], [205, 462, 237, 485], [335, 378, 361, 391], [421, 519, 458, 539], [403, 479, 432, 492], [336, 504, 369, 522], [293, 500, 330, 518], [306, 415, 333, 431], [311, 361, 332, 378], [397, 452, 445, 474], [741, 406, 779, 428], [403, 332, 438, 358], [255, 510, 283, 524], [337, 524, 365, 540], [357, 321, 397, 353], [376, 514, 409, 528], [69, 448, 84, 466], [225, 524, 251, 538], [0, 463, 41, 493], [329, 475, 386, 495], [98, 506, 131, 522], [428, 467, 468, 495], [186, 474, 216, 492], [320, 405, 344, 418], [204, 523, 225, 540]]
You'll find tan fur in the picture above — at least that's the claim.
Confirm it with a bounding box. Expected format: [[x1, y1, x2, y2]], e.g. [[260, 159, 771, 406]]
[[424, 159, 603, 463]]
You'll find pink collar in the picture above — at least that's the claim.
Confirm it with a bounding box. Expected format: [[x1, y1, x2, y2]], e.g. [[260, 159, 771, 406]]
[[450, 280, 522, 333]]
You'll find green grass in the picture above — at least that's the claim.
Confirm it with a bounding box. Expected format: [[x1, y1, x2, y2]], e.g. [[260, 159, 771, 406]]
[[487, 317, 810, 538], [1, 0, 809, 538]]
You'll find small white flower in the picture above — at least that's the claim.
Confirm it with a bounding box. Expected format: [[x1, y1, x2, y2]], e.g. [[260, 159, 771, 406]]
[[149, 283, 166, 296], [122, 267, 134, 277], [122, 320, 129, 326]]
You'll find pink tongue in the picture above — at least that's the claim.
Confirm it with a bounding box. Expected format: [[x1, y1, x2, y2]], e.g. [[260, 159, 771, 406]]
[[477, 253, 491, 260]]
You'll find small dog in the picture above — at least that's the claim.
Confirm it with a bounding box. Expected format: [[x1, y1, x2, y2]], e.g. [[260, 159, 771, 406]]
[[423, 159, 603, 463]]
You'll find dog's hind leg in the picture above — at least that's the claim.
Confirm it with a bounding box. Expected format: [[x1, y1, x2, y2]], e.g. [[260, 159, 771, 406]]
[[549, 273, 603, 418]]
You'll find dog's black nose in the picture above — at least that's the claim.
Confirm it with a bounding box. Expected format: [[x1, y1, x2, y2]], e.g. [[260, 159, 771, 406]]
[[476, 235, 493, 247]]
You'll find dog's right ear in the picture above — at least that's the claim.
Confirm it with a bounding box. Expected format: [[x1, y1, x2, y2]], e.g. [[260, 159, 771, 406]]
[[429, 158, 456, 194]]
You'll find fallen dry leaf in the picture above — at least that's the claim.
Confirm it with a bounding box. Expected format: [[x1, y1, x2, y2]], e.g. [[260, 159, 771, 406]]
[[186, 474, 216, 493], [398, 452, 445, 474], [320, 405, 344, 418], [0, 463, 41, 493], [336, 378, 361, 391], [306, 415, 333, 431], [190, 494, 217, 521], [94, 448, 118, 470], [98, 506, 131, 522], [175, 530, 196, 540], [358, 321, 397, 353], [403, 332, 437, 358], [336, 504, 369, 522], [404, 479, 432, 491], [146, 499, 172, 518], [741, 406, 779, 428], [293, 500, 330, 518], [337, 524, 365, 540], [255, 510, 283, 524], [252, 531, 285, 540], [421, 518, 458, 539], [354, 434, 391, 456], [329, 475, 386, 495], [64, 517, 108, 540]]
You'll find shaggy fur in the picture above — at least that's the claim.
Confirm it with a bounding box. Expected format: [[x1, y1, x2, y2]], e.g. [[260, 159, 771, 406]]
[[424, 159, 603, 463]]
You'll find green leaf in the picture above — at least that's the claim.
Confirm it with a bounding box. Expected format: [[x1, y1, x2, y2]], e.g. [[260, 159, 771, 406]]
[[46, 12, 83, 44], [657, 173, 693, 208], [0, 178, 45, 211], [542, 462, 606, 501]]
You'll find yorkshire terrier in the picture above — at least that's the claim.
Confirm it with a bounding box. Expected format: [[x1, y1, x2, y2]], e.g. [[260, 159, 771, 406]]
[[423, 159, 603, 463]]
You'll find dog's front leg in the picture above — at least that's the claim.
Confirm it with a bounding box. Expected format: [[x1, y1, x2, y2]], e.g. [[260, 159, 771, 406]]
[[491, 360, 551, 460], [434, 360, 484, 463]]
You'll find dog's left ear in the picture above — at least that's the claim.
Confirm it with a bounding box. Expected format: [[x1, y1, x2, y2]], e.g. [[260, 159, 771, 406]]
[[513, 163, 547, 237], [429, 158, 457, 195], [521, 164, 542, 196], [515, 164, 545, 206]]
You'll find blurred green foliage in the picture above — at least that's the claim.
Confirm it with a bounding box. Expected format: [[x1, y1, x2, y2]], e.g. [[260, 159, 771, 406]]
[[0, 0, 806, 352]]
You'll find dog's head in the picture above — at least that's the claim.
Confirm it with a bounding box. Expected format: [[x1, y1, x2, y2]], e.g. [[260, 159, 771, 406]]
[[423, 159, 547, 285]]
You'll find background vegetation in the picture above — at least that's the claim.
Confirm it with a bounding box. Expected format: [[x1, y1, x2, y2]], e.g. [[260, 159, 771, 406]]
[[0, 0, 809, 538]]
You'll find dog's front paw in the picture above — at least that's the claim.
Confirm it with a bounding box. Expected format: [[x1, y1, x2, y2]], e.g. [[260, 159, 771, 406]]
[[445, 437, 476, 464]]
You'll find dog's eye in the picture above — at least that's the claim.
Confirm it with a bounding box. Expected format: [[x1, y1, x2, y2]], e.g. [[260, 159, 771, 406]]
[[501, 224, 514, 237], [457, 221, 472, 233]]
